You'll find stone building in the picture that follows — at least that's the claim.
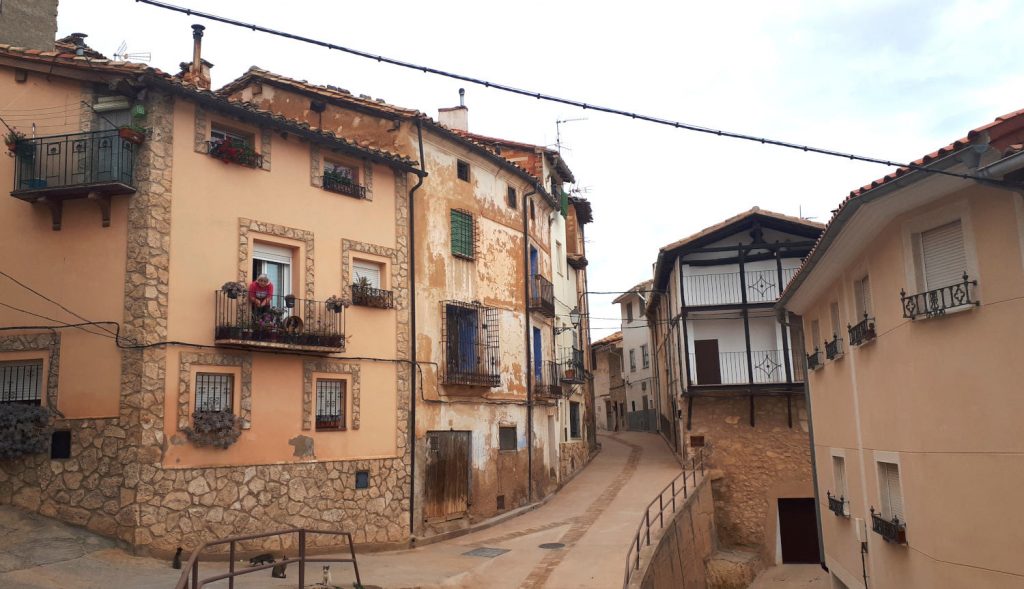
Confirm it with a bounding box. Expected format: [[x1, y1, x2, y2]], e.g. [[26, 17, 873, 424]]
[[613, 280, 657, 431], [645, 209, 824, 571], [0, 28, 418, 554], [591, 331, 623, 431], [0, 0, 58, 51]]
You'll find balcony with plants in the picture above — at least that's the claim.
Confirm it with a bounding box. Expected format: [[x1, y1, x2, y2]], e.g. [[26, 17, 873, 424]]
[[321, 168, 367, 199], [559, 347, 585, 384], [351, 276, 393, 309], [214, 284, 346, 353], [207, 138, 263, 168]]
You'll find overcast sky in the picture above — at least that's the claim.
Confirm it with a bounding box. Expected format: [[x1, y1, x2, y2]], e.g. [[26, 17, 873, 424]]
[[56, 0, 1024, 339]]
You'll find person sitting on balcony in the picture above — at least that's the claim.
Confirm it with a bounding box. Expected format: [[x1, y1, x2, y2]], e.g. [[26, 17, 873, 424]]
[[248, 274, 274, 318]]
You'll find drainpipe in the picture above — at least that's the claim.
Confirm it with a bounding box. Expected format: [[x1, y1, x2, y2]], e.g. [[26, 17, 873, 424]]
[[408, 119, 426, 537], [522, 189, 536, 502]]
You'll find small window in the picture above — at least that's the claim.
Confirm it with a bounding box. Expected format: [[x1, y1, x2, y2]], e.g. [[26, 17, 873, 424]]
[[854, 275, 872, 320], [316, 379, 346, 431], [210, 124, 253, 148], [830, 302, 841, 337], [641, 344, 650, 369], [507, 186, 517, 208], [50, 430, 72, 460], [529, 199, 535, 220], [355, 470, 369, 489], [833, 456, 848, 498], [918, 220, 967, 290], [811, 320, 821, 349], [457, 160, 470, 182], [195, 373, 233, 413], [629, 349, 636, 372], [450, 209, 475, 259], [499, 426, 517, 451], [569, 401, 581, 439], [626, 303, 633, 323], [323, 160, 364, 197], [353, 259, 383, 290], [878, 462, 904, 521], [556, 242, 563, 275], [0, 360, 43, 405], [324, 160, 358, 183]]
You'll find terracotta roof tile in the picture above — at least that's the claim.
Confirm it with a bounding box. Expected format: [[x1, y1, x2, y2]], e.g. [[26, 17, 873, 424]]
[[592, 331, 623, 347]]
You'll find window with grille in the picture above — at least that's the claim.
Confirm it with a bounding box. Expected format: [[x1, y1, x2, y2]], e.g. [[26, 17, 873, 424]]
[[316, 379, 345, 430], [195, 373, 233, 413], [919, 220, 967, 290], [457, 160, 470, 182], [507, 186, 517, 208], [854, 275, 872, 319], [325, 160, 358, 182], [833, 456, 848, 498], [878, 461, 904, 521], [442, 301, 500, 386], [569, 401, 581, 439], [629, 349, 636, 372], [641, 345, 650, 369], [450, 209, 475, 259], [499, 426, 516, 451], [0, 360, 43, 405]]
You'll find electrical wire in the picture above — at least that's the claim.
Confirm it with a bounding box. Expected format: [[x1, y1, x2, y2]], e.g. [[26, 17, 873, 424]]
[[0, 270, 121, 339], [135, 0, 1015, 186]]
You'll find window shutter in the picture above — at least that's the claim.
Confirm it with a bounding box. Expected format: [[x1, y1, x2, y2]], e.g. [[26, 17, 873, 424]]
[[881, 462, 904, 521], [921, 220, 966, 290], [830, 303, 840, 337], [560, 189, 569, 217], [353, 260, 382, 289], [854, 276, 872, 319], [450, 210, 474, 258], [833, 456, 847, 497], [811, 320, 821, 348]]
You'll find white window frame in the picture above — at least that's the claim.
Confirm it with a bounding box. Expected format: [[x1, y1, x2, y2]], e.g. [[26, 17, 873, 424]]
[[900, 200, 980, 301], [873, 450, 904, 523], [853, 275, 872, 321], [252, 242, 293, 298], [210, 123, 254, 148], [352, 259, 383, 290]]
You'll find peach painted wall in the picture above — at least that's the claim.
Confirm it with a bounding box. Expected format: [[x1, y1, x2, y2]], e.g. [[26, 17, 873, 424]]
[[0, 67, 125, 418], [798, 184, 1024, 587]]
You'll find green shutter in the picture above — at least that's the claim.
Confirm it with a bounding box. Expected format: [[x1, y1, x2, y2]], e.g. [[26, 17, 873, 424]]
[[560, 189, 569, 217], [451, 210, 474, 258]]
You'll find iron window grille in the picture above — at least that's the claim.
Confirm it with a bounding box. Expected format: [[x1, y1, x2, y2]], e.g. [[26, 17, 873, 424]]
[[195, 373, 233, 413], [498, 426, 517, 451], [569, 401, 581, 438], [507, 186, 517, 208], [316, 379, 345, 430], [441, 301, 500, 387], [450, 209, 476, 260], [0, 360, 43, 405], [900, 272, 979, 320], [870, 507, 907, 544], [848, 314, 876, 347], [825, 335, 843, 360], [457, 160, 470, 181]]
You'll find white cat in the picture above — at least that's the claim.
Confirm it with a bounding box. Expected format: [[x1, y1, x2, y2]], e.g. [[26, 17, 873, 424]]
[[321, 565, 332, 587]]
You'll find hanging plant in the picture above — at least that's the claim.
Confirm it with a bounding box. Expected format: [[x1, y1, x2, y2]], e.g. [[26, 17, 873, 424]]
[[4, 128, 26, 154], [325, 295, 351, 313], [0, 404, 54, 460], [183, 410, 241, 449], [221, 281, 246, 300], [118, 126, 146, 145]]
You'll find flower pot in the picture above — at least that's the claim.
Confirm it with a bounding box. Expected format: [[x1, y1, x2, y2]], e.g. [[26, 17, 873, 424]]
[[284, 295, 296, 309], [118, 127, 146, 145]]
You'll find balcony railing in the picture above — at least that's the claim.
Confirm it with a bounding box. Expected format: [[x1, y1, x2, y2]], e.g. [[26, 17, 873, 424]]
[[560, 347, 585, 384], [532, 360, 563, 401], [826, 491, 848, 517], [682, 267, 799, 307], [441, 302, 500, 387], [870, 508, 907, 544], [322, 174, 367, 199], [688, 349, 802, 385], [528, 274, 555, 317], [806, 349, 822, 371], [351, 284, 394, 309], [825, 335, 843, 360], [901, 273, 978, 320], [206, 139, 263, 168], [848, 314, 876, 347], [214, 291, 344, 353]]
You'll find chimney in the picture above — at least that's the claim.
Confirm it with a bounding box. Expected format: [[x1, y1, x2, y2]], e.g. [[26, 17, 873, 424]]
[[69, 33, 87, 56], [187, 24, 213, 90], [438, 88, 469, 131]]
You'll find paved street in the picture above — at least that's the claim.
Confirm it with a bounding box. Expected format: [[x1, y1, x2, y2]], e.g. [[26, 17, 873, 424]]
[[0, 431, 684, 589], [748, 564, 829, 588]]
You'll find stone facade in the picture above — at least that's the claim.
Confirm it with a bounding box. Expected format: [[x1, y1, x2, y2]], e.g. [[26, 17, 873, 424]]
[[558, 440, 588, 480], [634, 478, 717, 589], [302, 359, 360, 431]]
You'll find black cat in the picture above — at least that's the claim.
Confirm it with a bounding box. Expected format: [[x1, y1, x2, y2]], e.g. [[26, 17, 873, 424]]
[[171, 546, 183, 570], [248, 553, 276, 567]]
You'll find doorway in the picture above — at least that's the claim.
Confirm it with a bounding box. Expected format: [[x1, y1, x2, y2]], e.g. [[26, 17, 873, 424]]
[[693, 339, 721, 385], [424, 431, 471, 521], [777, 498, 820, 564]]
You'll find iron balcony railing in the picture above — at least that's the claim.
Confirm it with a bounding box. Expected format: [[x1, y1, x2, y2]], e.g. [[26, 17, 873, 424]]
[[322, 174, 367, 198], [826, 491, 848, 517], [682, 267, 799, 307], [441, 302, 500, 387], [528, 274, 555, 317], [825, 335, 843, 360], [901, 272, 979, 320], [532, 360, 563, 400], [559, 347, 585, 384], [688, 349, 803, 385], [848, 314, 876, 347], [351, 284, 394, 309], [870, 507, 907, 544], [11, 129, 135, 194], [214, 291, 344, 352], [206, 139, 263, 168], [807, 349, 822, 371]]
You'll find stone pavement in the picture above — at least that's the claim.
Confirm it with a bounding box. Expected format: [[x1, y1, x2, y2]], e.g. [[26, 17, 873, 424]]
[[0, 431, 685, 589], [748, 564, 829, 589]]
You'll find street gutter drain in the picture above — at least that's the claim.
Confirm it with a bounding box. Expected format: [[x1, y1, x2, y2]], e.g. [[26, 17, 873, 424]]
[[538, 543, 565, 549], [463, 547, 510, 558]]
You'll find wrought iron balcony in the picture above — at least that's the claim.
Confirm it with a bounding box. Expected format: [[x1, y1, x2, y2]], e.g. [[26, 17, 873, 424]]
[[687, 349, 802, 385], [206, 139, 263, 168], [322, 173, 367, 199], [214, 291, 345, 353], [528, 274, 555, 317], [682, 267, 799, 307], [441, 301, 500, 387], [10, 130, 137, 230], [532, 360, 563, 401], [351, 284, 394, 309], [901, 273, 978, 320], [560, 347, 585, 384], [806, 349, 822, 371], [870, 507, 907, 544], [825, 335, 843, 360], [826, 491, 848, 517], [848, 314, 876, 347]]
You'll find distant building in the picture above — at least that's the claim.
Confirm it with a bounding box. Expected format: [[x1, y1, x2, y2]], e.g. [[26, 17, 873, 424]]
[[591, 331, 623, 431], [613, 281, 657, 431], [778, 110, 1024, 588]]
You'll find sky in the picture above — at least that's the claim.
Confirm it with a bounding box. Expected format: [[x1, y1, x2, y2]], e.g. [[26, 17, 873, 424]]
[[55, 0, 1024, 340]]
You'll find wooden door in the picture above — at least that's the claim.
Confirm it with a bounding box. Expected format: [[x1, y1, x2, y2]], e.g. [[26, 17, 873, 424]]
[[778, 498, 820, 564], [693, 339, 721, 385], [424, 431, 471, 521]]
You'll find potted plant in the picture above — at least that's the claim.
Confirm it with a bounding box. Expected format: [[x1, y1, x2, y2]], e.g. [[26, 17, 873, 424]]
[[118, 125, 146, 145], [4, 128, 26, 155], [221, 281, 246, 300], [183, 410, 241, 449], [325, 295, 351, 314], [324, 168, 355, 187], [564, 367, 576, 380], [0, 404, 54, 459], [284, 294, 296, 308]]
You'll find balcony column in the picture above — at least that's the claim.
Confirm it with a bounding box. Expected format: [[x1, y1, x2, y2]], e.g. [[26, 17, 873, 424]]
[[776, 248, 793, 384], [738, 248, 755, 427]]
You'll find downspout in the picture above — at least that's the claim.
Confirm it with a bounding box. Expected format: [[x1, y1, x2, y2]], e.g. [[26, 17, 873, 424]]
[[522, 188, 536, 502], [408, 119, 426, 537]]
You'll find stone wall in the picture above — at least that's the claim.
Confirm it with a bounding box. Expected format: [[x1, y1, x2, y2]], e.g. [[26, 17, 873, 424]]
[[632, 477, 717, 589], [558, 440, 588, 480], [0, 0, 58, 51]]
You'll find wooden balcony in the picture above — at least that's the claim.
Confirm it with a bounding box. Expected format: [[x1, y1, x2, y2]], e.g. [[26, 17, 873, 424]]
[[213, 291, 345, 353], [682, 267, 798, 307]]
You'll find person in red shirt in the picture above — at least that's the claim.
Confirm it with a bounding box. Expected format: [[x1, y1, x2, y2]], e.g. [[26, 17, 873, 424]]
[[248, 274, 274, 319]]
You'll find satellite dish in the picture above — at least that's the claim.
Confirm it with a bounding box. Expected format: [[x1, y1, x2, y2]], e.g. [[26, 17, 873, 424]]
[[113, 41, 151, 63]]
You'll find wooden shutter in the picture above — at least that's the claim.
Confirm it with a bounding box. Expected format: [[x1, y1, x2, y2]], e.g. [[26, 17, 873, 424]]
[[353, 260, 382, 289], [854, 276, 872, 319], [811, 320, 821, 349], [833, 456, 847, 497], [921, 220, 966, 290], [880, 462, 904, 520], [450, 210, 474, 258], [830, 303, 840, 337]]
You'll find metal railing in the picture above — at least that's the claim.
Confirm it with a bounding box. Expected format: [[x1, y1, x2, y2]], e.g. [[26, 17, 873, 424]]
[[623, 448, 705, 588], [172, 528, 360, 589], [528, 274, 555, 317], [682, 267, 798, 307], [901, 272, 979, 320], [688, 349, 800, 385], [321, 174, 367, 198], [807, 349, 822, 371], [848, 314, 876, 347], [351, 284, 394, 309], [532, 360, 563, 400], [870, 508, 907, 544], [214, 291, 345, 351], [825, 335, 843, 360], [12, 130, 135, 193], [826, 491, 848, 517], [559, 347, 585, 384], [206, 139, 263, 168]]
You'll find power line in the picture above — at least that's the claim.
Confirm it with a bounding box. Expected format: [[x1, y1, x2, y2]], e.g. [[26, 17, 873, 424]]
[[0, 270, 122, 339], [137, 0, 1015, 186]]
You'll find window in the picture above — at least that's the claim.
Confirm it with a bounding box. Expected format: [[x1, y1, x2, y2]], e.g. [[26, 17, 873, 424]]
[[323, 160, 365, 197], [252, 242, 293, 300], [195, 373, 233, 413], [556, 242, 563, 275], [315, 379, 345, 430], [0, 360, 43, 405], [324, 160, 358, 183], [507, 186, 517, 208], [529, 199, 535, 220], [878, 462, 904, 521], [569, 401, 581, 438], [626, 302, 633, 323], [209, 123, 260, 167], [629, 349, 636, 372], [450, 209, 475, 259], [641, 344, 650, 369], [442, 301, 500, 386], [854, 275, 872, 320], [210, 124, 252, 148], [811, 319, 821, 349], [457, 160, 470, 181], [918, 220, 967, 290], [355, 471, 370, 489], [499, 426, 517, 451], [833, 456, 848, 498], [352, 259, 383, 289], [830, 302, 841, 337]]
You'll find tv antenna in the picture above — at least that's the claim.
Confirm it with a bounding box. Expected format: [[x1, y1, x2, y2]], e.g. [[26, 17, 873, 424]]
[[113, 41, 151, 63], [798, 205, 818, 221], [555, 117, 587, 153]]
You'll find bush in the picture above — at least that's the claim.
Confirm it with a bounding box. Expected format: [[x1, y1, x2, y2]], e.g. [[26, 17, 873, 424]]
[[0, 404, 53, 460], [183, 410, 241, 449]]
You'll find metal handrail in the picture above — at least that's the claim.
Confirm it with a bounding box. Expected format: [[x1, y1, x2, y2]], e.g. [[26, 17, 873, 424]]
[[172, 527, 360, 589], [622, 447, 705, 588], [900, 272, 978, 320]]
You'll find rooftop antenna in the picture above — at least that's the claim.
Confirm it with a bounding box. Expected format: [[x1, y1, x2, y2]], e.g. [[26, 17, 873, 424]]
[[799, 205, 818, 221], [555, 117, 587, 153], [113, 41, 152, 63]]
